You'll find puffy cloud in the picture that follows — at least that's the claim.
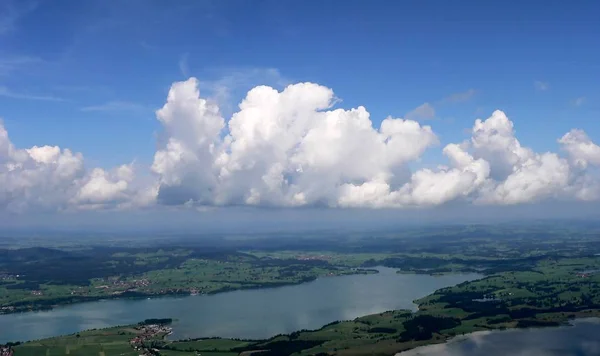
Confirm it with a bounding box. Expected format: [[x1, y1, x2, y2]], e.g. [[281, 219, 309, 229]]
[[151, 77, 225, 205], [478, 152, 571, 205], [464, 110, 574, 205], [2, 78, 600, 213], [558, 130, 600, 201], [402, 144, 490, 205], [0, 122, 84, 212], [470, 110, 533, 180], [338, 144, 490, 208], [149, 78, 600, 209], [559, 129, 600, 168], [152, 79, 439, 208], [72, 166, 133, 206], [0, 120, 144, 213]]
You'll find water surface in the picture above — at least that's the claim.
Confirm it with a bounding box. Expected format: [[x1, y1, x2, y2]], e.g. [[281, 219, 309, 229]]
[[399, 318, 600, 356], [0, 267, 480, 343]]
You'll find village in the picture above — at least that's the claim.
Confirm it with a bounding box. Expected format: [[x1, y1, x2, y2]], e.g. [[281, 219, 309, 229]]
[[0, 322, 173, 356], [129, 323, 173, 356], [94, 277, 154, 296], [53, 277, 157, 298], [0, 345, 14, 356]]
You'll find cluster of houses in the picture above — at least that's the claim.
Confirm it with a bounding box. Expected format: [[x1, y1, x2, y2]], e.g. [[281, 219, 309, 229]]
[[95, 278, 152, 291], [296, 254, 331, 261], [0, 274, 18, 280], [129, 324, 172, 355], [0, 346, 14, 356], [0, 306, 15, 313], [64, 278, 154, 297]]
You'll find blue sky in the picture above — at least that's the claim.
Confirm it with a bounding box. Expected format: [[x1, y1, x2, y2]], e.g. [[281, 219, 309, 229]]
[[2, 0, 598, 167], [1, 0, 600, 228]]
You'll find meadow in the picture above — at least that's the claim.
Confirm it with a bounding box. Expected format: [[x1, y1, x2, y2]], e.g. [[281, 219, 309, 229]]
[[0, 247, 375, 314]]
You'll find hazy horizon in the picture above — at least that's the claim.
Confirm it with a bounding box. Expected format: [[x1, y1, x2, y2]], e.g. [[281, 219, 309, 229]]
[[2, 202, 599, 235]]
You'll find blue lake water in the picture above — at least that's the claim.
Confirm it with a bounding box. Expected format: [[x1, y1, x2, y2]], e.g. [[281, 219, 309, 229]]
[[0, 267, 480, 343], [399, 318, 600, 356]]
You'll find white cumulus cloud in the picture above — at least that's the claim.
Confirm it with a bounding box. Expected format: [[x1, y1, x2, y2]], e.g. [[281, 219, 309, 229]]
[[150, 79, 600, 209], [559, 129, 600, 168], [2, 77, 600, 214], [152, 78, 439, 208], [0, 120, 144, 212]]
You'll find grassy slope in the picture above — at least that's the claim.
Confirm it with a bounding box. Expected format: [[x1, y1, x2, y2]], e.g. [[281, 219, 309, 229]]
[[13, 326, 139, 356]]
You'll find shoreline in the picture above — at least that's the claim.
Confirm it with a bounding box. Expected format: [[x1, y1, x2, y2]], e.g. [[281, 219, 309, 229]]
[[0, 280, 316, 316], [6, 310, 600, 354], [0, 268, 379, 316], [395, 317, 600, 355], [8, 269, 591, 354], [0, 269, 479, 346]]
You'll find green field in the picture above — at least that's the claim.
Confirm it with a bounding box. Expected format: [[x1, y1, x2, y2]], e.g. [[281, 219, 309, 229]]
[[0, 249, 376, 315], [12, 326, 139, 356]]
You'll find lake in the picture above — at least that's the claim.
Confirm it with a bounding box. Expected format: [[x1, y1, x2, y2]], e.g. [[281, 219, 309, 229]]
[[0, 267, 480, 343], [398, 318, 600, 356]]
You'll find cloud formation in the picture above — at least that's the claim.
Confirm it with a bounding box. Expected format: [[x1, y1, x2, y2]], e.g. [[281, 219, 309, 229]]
[[80, 100, 149, 113], [0, 86, 65, 102], [0, 0, 37, 35], [442, 89, 477, 103], [0, 55, 42, 76], [150, 78, 600, 209], [405, 103, 436, 121], [178, 53, 190, 77], [1, 77, 600, 213], [0, 120, 145, 212], [152, 79, 440, 207], [200, 67, 289, 115]]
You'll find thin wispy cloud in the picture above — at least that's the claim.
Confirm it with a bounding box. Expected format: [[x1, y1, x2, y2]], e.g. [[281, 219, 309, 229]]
[[534, 80, 550, 91], [201, 67, 290, 115], [442, 89, 477, 103], [0, 86, 66, 101], [54, 85, 109, 94], [81, 101, 149, 113], [179, 53, 190, 77], [405, 102, 436, 121], [0, 55, 43, 76], [140, 41, 158, 51], [572, 97, 586, 107], [0, 0, 38, 35]]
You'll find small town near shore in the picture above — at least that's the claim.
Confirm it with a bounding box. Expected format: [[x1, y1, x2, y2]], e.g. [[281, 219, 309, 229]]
[[0, 321, 172, 356]]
